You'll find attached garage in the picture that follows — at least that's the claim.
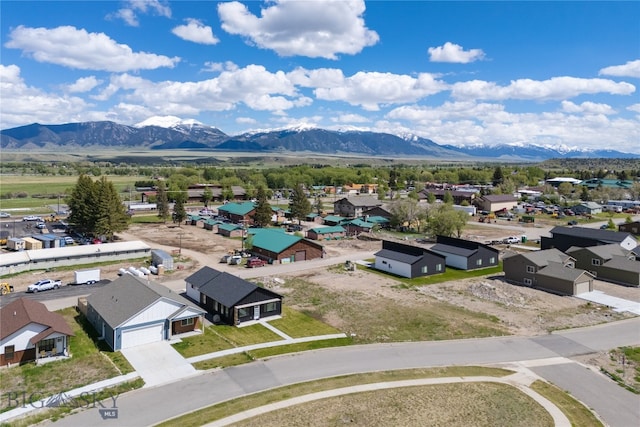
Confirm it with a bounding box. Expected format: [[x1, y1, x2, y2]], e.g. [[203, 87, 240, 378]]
[[575, 280, 592, 295], [120, 323, 164, 349], [535, 262, 594, 296]]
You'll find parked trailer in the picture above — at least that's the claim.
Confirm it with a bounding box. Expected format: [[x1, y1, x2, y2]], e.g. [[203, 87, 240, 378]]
[[73, 268, 101, 285]]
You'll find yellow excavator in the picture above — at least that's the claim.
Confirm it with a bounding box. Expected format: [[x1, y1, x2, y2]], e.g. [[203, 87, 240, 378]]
[[1, 282, 14, 295]]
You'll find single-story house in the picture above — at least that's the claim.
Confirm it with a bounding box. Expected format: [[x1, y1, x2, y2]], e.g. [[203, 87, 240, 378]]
[[418, 189, 477, 205], [430, 235, 500, 270], [217, 223, 244, 238], [502, 249, 594, 295], [307, 225, 346, 240], [342, 218, 375, 236], [1, 298, 74, 366], [322, 215, 345, 226], [186, 215, 203, 226], [85, 275, 205, 350], [249, 229, 324, 263], [541, 226, 638, 252], [566, 244, 640, 287], [618, 221, 640, 236], [474, 194, 519, 213], [374, 240, 446, 279], [361, 215, 391, 228], [203, 219, 222, 231], [570, 202, 603, 215], [217, 202, 256, 225], [141, 185, 247, 204], [185, 266, 283, 325], [333, 196, 383, 218], [305, 213, 324, 223]]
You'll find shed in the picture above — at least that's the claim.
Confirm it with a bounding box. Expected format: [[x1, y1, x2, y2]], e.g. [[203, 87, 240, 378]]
[[307, 225, 346, 240], [250, 229, 324, 263], [7, 238, 25, 251], [151, 249, 174, 271], [22, 237, 43, 250]]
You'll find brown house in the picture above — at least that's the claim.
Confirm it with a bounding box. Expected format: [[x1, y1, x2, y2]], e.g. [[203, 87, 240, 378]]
[[1, 298, 74, 366], [249, 229, 324, 263]]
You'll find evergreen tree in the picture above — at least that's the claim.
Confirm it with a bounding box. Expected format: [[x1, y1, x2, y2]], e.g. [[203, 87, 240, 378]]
[[289, 184, 312, 224], [253, 186, 273, 227], [67, 174, 97, 234], [579, 186, 591, 202], [442, 191, 454, 204], [492, 166, 504, 186], [426, 192, 436, 204], [156, 181, 170, 223], [93, 177, 129, 241], [172, 191, 187, 225]]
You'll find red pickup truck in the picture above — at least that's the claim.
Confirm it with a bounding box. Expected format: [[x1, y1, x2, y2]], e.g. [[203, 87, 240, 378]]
[[246, 257, 266, 268]]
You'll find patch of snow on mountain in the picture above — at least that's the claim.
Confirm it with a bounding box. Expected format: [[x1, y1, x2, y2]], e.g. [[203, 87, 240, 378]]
[[134, 116, 203, 129]]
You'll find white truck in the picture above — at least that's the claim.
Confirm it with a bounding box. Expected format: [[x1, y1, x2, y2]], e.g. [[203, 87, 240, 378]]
[[27, 279, 62, 293], [73, 268, 101, 285]]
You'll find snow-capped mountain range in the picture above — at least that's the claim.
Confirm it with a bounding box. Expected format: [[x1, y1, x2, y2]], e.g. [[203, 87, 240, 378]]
[[1, 116, 637, 160]]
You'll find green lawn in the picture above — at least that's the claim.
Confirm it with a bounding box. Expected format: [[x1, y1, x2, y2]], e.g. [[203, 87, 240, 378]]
[[268, 306, 341, 338], [364, 262, 504, 287], [0, 309, 136, 414]]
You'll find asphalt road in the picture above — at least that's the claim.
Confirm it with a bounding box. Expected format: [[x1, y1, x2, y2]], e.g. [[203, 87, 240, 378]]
[[48, 317, 640, 427], [0, 280, 110, 309]]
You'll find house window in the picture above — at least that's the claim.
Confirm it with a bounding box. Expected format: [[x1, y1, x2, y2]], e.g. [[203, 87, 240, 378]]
[[524, 278, 533, 286], [39, 338, 55, 352], [591, 258, 601, 266], [526, 265, 535, 273], [238, 308, 249, 318], [489, 257, 496, 264], [476, 259, 483, 266], [421, 266, 428, 274], [4, 345, 14, 360], [180, 318, 194, 327], [436, 264, 442, 272], [265, 302, 277, 312]]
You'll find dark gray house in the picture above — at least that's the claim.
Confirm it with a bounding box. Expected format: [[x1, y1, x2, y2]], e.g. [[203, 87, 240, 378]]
[[566, 244, 640, 287], [541, 226, 638, 252], [333, 196, 383, 218], [185, 266, 283, 325], [503, 249, 594, 295], [374, 240, 446, 279], [619, 221, 640, 236], [430, 235, 500, 270]]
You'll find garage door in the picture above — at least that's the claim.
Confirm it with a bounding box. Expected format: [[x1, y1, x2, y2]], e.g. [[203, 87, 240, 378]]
[[121, 324, 164, 349], [294, 250, 306, 261], [575, 280, 591, 295]]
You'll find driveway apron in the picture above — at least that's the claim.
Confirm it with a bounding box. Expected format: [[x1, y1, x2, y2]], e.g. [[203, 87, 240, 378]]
[[121, 341, 196, 388]]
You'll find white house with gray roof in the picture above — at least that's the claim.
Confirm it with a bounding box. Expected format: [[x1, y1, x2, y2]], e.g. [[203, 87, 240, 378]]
[[85, 275, 205, 350]]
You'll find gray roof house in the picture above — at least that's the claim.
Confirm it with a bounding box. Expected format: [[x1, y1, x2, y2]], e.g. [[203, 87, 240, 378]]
[[85, 275, 205, 350], [185, 266, 283, 326], [430, 235, 500, 270], [566, 244, 640, 287], [333, 196, 383, 218], [570, 202, 603, 215], [541, 226, 638, 252], [503, 249, 594, 295], [374, 240, 446, 279]]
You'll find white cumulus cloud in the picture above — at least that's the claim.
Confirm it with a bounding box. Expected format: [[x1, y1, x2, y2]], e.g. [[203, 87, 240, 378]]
[[599, 59, 640, 78], [428, 42, 485, 63], [108, 0, 172, 26], [65, 76, 102, 93], [5, 26, 180, 72], [172, 19, 219, 45], [451, 77, 635, 101], [561, 101, 615, 115], [218, 0, 379, 59]]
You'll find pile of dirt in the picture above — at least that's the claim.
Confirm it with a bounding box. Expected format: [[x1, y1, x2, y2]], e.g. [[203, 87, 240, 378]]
[[468, 281, 535, 308]]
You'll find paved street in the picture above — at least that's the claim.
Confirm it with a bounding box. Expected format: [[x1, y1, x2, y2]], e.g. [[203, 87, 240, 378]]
[[48, 317, 640, 427]]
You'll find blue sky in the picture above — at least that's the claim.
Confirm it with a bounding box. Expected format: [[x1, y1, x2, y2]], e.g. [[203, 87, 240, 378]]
[[1, 0, 639, 153]]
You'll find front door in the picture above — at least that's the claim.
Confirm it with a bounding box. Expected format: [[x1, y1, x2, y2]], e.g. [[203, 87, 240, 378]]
[[253, 305, 260, 320]]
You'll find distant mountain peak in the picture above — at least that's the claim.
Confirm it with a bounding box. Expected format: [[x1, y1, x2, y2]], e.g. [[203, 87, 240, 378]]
[[134, 116, 204, 129]]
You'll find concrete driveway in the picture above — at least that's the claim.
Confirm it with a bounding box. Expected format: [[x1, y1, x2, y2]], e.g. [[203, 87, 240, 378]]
[[121, 341, 197, 388], [575, 290, 640, 315]]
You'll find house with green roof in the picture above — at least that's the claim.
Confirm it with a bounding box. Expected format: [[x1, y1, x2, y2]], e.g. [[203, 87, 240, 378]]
[[250, 229, 324, 263], [203, 219, 222, 231], [217, 223, 244, 238], [342, 218, 375, 236], [307, 225, 346, 240], [218, 202, 257, 224], [322, 215, 345, 226]]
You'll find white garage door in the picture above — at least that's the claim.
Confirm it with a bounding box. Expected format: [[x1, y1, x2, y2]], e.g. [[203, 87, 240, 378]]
[[121, 324, 164, 349], [575, 281, 591, 295]]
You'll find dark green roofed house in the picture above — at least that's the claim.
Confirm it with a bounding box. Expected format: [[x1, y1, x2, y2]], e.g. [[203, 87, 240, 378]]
[[218, 202, 257, 225], [185, 266, 282, 325], [85, 275, 206, 350], [250, 229, 324, 263], [307, 225, 346, 240], [342, 218, 375, 236], [217, 223, 244, 238]]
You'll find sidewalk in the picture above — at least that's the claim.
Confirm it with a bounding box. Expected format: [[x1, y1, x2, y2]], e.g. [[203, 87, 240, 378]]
[[204, 365, 572, 427]]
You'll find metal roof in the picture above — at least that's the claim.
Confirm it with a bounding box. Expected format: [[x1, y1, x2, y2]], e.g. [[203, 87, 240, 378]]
[[430, 243, 476, 257], [310, 225, 346, 234], [374, 248, 422, 264], [549, 226, 633, 243], [218, 202, 256, 216], [251, 229, 302, 253]]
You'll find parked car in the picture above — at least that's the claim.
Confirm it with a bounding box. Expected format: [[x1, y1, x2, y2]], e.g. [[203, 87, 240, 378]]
[[0, 212, 11, 218], [23, 215, 42, 221], [246, 257, 267, 268], [36, 222, 47, 229], [503, 236, 520, 244], [600, 224, 609, 229], [27, 279, 62, 293], [567, 220, 578, 225], [64, 236, 75, 245]]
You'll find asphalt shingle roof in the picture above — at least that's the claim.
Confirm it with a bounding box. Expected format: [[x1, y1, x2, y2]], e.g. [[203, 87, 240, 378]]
[[566, 244, 629, 260], [510, 248, 572, 267], [536, 262, 592, 282], [1, 298, 74, 341], [87, 275, 203, 329]]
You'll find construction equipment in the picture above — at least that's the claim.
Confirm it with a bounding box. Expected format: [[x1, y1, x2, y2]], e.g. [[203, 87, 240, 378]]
[[1, 282, 14, 295]]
